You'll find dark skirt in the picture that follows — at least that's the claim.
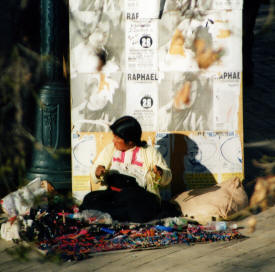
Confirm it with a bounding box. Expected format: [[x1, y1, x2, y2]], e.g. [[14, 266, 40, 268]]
[[79, 171, 181, 222]]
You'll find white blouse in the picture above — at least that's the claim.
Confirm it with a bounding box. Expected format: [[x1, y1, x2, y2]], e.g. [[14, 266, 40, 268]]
[[110, 146, 147, 188]]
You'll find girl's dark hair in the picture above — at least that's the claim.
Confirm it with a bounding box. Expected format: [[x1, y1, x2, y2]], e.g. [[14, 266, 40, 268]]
[[110, 116, 147, 147]]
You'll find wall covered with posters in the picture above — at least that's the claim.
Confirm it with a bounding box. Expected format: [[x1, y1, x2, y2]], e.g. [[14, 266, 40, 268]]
[[69, 0, 244, 202]]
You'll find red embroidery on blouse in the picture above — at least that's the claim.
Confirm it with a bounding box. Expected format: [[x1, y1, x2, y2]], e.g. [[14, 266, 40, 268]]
[[113, 151, 125, 163], [131, 147, 143, 167]]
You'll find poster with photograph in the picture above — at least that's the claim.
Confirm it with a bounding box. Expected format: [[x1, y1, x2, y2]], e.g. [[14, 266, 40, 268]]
[[71, 72, 125, 133], [69, 1, 125, 76], [163, 0, 243, 12], [158, 9, 242, 72], [158, 72, 213, 132]]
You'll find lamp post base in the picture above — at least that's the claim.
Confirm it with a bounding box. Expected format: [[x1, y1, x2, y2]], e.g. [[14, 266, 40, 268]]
[[26, 82, 71, 190]]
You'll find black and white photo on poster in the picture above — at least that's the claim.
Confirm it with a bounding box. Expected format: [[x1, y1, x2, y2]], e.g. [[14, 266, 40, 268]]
[[158, 72, 213, 132], [71, 72, 125, 132], [158, 7, 242, 72], [125, 0, 162, 19], [70, 0, 124, 12], [162, 0, 243, 12], [69, 0, 125, 77]]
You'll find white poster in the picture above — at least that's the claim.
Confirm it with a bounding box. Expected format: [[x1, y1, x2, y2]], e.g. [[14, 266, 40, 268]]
[[126, 72, 159, 131], [156, 132, 171, 166], [71, 133, 97, 201], [213, 71, 241, 130], [184, 131, 243, 176], [125, 19, 158, 70], [72, 133, 97, 175], [156, 132, 172, 199]]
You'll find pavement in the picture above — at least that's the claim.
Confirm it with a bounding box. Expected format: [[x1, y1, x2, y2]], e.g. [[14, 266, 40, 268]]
[[0, 3, 275, 272]]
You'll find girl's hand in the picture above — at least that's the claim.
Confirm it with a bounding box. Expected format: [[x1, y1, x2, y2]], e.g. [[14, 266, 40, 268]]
[[95, 165, 105, 178], [153, 165, 163, 178]]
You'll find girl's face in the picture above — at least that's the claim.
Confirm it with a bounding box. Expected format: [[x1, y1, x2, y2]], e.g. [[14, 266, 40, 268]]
[[113, 134, 134, 151]]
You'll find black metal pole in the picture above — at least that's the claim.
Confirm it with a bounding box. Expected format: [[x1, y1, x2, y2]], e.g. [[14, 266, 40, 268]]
[[27, 0, 71, 190]]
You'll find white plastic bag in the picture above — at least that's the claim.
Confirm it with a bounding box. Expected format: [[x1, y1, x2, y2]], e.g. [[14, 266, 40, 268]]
[[1, 177, 47, 216], [0, 221, 20, 241]]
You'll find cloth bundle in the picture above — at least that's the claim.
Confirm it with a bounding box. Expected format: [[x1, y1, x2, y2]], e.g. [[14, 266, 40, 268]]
[[174, 177, 248, 224]]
